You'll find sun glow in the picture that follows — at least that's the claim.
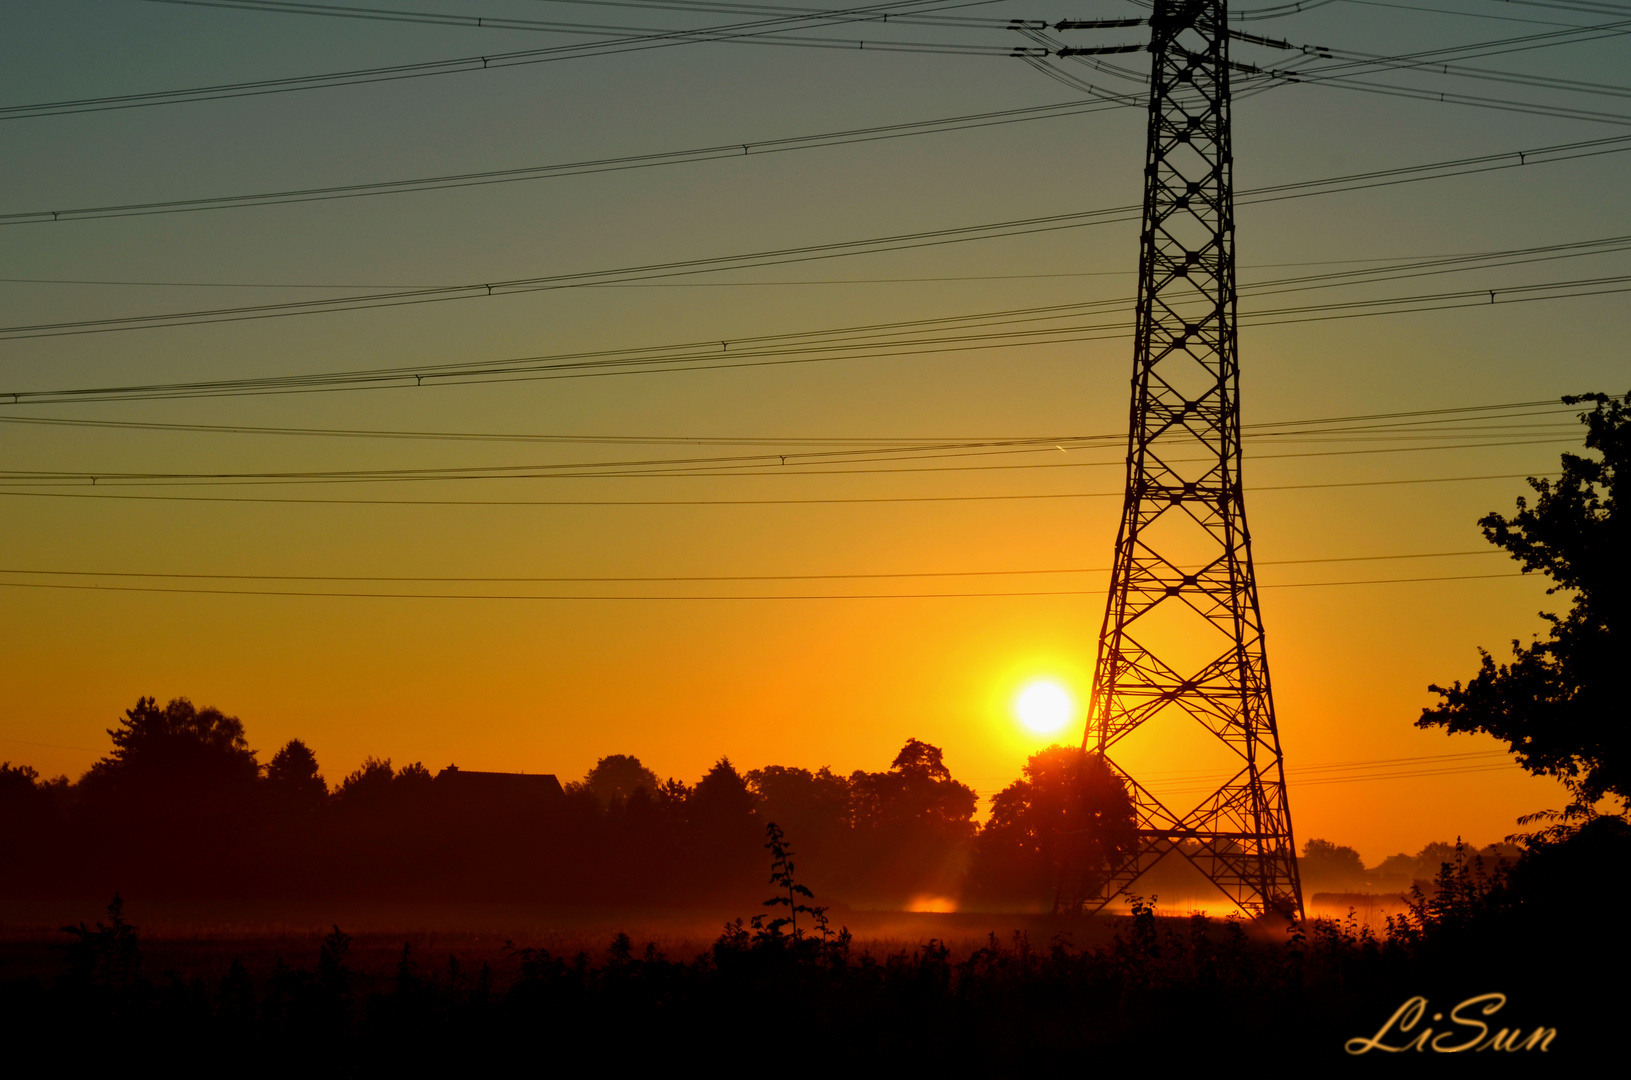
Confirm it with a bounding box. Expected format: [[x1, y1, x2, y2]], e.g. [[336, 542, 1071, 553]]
[[1015, 679, 1074, 734]]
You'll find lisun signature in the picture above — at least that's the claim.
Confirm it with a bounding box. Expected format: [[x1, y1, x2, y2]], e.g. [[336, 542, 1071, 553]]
[[1345, 994, 1556, 1054]]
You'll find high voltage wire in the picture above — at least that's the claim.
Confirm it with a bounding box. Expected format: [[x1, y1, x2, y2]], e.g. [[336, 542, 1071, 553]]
[[141, 0, 1039, 57], [1270, 13, 1631, 76], [522, 0, 1019, 25], [0, 398, 1582, 445], [991, 748, 1524, 796], [1104, 749, 1513, 785], [1027, 16, 1631, 123], [0, 0, 1013, 120], [0, 100, 1123, 226], [1155, 760, 1521, 795], [0, 402, 1592, 485], [0, 252, 1616, 292], [6, 1, 1620, 126], [1034, 52, 1631, 129], [1219, 17, 1631, 123], [1338, 0, 1602, 27], [1280, 35, 1631, 102], [0, 453, 1568, 484], [0, 467, 1571, 498], [1486, 0, 1631, 20], [4, 81, 1626, 228], [1242, 67, 1631, 126], [142, 0, 1022, 31], [0, 549, 1506, 584], [0, 570, 1532, 600], [5, 133, 1631, 344], [1121, 0, 1346, 22], [4, 271, 1625, 400]]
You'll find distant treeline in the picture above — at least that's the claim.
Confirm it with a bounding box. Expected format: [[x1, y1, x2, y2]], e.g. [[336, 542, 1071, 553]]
[[1298, 836, 1524, 895], [2, 695, 1131, 908], [0, 695, 1509, 908]]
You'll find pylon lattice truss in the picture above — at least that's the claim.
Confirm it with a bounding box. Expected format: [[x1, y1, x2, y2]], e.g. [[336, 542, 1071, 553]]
[[1059, 0, 1303, 919]]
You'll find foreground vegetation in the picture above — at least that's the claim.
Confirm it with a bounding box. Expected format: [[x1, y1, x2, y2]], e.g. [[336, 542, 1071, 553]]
[[4, 817, 1623, 1069]]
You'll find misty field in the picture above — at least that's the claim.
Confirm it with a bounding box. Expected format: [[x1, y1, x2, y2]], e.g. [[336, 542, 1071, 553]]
[[4, 818, 1624, 1070]]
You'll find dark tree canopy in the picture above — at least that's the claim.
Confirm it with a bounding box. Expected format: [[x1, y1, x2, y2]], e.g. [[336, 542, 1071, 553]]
[[1299, 838, 1366, 890], [690, 756, 756, 823], [266, 739, 328, 808], [580, 754, 662, 808], [335, 756, 396, 806], [969, 746, 1137, 905], [852, 738, 977, 837], [79, 696, 260, 801], [890, 738, 951, 781], [1418, 393, 1627, 805]]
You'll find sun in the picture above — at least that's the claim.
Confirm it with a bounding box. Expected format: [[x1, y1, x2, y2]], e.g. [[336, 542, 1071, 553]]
[[1015, 679, 1075, 734]]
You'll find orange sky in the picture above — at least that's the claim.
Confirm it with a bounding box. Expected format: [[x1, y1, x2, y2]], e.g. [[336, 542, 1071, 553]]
[[1, 1, 1624, 867]]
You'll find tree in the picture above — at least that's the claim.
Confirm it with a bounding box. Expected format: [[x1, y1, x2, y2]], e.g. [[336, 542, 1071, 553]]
[[580, 754, 661, 809], [78, 696, 260, 806], [968, 745, 1136, 905], [848, 739, 978, 900], [73, 697, 263, 891], [851, 739, 977, 839], [691, 757, 757, 823], [1418, 393, 1627, 809], [748, 766, 850, 842], [265, 739, 328, 810], [1298, 838, 1365, 891], [335, 756, 396, 806]]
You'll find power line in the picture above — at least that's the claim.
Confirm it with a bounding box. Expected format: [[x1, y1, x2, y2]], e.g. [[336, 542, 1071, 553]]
[[0, 397, 1582, 445], [1013, 754, 1527, 797], [0, 570, 1531, 601], [4, 274, 1624, 400], [0, 549, 1506, 584], [1336, 0, 1603, 27], [0, 399, 1584, 483], [1290, 37, 1631, 103], [6, 130, 1631, 344], [0, 470, 1564, 501], [0, 99, 1124, 226], [143, 0, 1024, 33], [1031, 16, 1631, 124], [522, 0, 1025, 26], [1, 0, 1015, 121]]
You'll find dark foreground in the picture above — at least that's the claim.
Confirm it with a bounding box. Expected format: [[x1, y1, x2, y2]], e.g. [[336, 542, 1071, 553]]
[[3, 820, 1624, 1073]]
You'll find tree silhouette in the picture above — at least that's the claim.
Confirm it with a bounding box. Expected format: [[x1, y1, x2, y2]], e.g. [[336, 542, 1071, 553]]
[[969, 745, 1136, 904], [1299, 838, 1366, 891], [266, 739, 328, 810], [849, 738, 977, 899], [335, 756, 396, 806], [690, 757, 757, 823], [80, 696, 260, 799], [1418, 392, 1628, 809], [890, 738, 952, 780], [75, 697, 262, 889], [580, 754, 661, 808]]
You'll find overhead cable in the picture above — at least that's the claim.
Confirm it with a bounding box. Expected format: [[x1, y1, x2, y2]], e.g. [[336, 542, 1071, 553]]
[[4, 0, 1005, 120], [0, 99, 1124, 226], [0, 570, 1531, 601], [6, 130, 1631, 343]]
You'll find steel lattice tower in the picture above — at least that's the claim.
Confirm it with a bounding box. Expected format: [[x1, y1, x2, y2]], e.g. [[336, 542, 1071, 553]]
[[1057, 0, 1303, 919]]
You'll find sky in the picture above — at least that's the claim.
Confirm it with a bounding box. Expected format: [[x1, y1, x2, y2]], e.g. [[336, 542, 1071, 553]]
[[0, 0, 1626, 867]]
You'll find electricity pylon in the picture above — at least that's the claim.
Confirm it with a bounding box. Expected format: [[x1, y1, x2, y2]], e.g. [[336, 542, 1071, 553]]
[[1055, 0, 1303, 919]]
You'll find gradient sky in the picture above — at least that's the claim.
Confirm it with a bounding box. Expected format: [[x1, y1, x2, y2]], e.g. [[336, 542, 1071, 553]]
[[1, 0, 1626, 866]]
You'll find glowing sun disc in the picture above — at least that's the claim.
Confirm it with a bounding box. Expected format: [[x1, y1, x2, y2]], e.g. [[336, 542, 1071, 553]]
[[1016, 680, 1074, 733]]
